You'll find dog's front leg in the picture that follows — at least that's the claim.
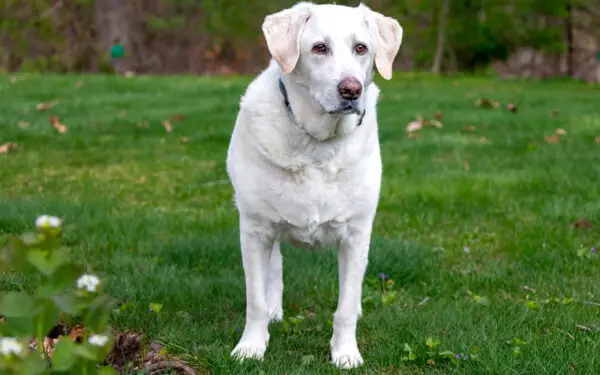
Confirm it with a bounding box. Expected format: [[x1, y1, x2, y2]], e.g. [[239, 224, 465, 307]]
[[330, 224, 371, 369], [231, 224, 275, 361]]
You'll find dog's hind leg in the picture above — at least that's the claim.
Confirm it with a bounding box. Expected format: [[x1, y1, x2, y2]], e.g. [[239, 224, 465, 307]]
[[267, 241, 284, 322]]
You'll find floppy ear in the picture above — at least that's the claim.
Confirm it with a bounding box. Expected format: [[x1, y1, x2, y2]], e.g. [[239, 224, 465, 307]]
[[359, 4, 403, 80], [262, 3, 313, 74]]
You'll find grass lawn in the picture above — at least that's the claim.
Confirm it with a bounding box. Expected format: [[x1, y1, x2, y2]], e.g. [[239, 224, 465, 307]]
[[1, 72, 599, 374]]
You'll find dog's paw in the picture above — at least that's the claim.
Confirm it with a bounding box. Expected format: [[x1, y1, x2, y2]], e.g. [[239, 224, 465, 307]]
[[269, 306, 283, 323], [331, 344, 364, 369], [231, 339, 267, 361]]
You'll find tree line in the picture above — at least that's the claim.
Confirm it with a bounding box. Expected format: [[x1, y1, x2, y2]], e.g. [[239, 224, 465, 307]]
[[0, 0, 598, 76]]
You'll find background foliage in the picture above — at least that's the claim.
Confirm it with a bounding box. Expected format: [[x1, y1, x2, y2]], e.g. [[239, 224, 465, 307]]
[[1, 0, 598, 75]]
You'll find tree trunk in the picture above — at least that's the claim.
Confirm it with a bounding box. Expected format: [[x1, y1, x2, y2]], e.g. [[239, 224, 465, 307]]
[[94, 0, 139, 73], [565, 0, 574, 77], [432, 0, 451, 74]]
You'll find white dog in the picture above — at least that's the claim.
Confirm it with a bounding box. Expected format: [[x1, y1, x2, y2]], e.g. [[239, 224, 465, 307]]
[[226, 2, 402, 369]]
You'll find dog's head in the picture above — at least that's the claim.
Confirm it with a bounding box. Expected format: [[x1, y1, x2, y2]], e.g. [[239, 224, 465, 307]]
[[262, 2, 403, 115]]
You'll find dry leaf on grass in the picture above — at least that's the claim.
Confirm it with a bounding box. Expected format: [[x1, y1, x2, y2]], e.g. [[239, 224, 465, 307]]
[[0, 143, 17, 154], [407, 132, 420, 139], [137, 121, 150, 129], [406, 115, 442, 133], [464, 160, 470, 172], [180, 137, 189, 144], [170, 114, 187, 122], [18, 121, 30, 128], [574, 219, 592, 229], [433, 111, 444, 120], [36, 103, 51, 111], [50, 116, 68, 134], [406, 115, 423, 133], [507, 103, 517, 113], [594, 136, 600, 144], [475, 98, 500, 109], [555, 128, 567, 136], [544, 135, 560, 144], [161, 120, 173, 133], [76, 81, 83, 88], [462, 125, 476, 132], [478, 137, 489, 144], [550, 110, 560, 117]]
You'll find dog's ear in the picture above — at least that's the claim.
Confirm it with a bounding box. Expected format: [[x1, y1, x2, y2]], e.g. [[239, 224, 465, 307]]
[[359, 4, 403, 80], [262, 2, 313, 74]]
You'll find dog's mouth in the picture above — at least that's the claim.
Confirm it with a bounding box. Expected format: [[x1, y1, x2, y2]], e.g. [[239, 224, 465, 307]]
[[328, 100, 362, 115]]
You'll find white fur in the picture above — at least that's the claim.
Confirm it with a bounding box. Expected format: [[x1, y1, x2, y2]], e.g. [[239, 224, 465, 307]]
[[226, 2, 402, 370]]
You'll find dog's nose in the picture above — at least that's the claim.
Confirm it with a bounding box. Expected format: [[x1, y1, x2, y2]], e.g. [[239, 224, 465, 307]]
[[338, 77, 362, 100]]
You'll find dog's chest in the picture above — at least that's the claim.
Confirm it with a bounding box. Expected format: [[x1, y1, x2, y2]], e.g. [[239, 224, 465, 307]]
[[273, 164, 355, 249]]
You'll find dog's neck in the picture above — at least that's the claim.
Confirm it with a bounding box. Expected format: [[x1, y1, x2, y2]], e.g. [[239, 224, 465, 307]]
[[279, 76, 365, 142]]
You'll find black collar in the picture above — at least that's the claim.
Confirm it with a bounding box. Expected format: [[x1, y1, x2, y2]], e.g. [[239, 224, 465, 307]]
[[278, 78, 366, 127]]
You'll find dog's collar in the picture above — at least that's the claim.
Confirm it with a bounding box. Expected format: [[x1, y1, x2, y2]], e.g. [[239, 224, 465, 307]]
[[278, 78, 366, 127]]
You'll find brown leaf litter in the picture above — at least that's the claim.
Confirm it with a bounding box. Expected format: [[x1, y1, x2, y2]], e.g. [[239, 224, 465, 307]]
[[50, 116, 68, 134], [475, 98, 500, 109], [161, 120, 173, 133], [28, 321, 199, 374], [573, 219, 592, 229], [0, 142, 17, 154], [406, 114, 442, 134]]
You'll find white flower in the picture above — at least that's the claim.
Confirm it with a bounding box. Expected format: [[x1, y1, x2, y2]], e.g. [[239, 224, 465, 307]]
[[35, 215, 62, 229], [0, 337, 23, 356], [77, 274, 100, 292], [88, 334, 109, 347]]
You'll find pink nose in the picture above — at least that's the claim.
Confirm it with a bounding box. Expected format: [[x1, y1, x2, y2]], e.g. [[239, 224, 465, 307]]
[[338, 77, 362, 100]]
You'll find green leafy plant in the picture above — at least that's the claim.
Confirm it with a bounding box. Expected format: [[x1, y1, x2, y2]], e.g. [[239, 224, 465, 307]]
[[401, 337, 477, 367], [0, 215, 117, 374]]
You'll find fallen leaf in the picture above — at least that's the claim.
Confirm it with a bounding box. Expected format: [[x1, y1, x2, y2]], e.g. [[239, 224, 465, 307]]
[[464, 160, 470, 172], [433, 111, 444, 120], [462, 125, 476, 132], [50, 116, 68, 134], [595, 136, 600, 144], [136, 177, 147, 184], [478, 137, 489, 144], [407, 132, 420, 139], [574, 219, 592, 229], [161, 120, 173, 133], [76, 81, 83, 88], [68, 326, 85, 344], [170, 114, 187, 122], [507, 103, 517, 113], [555, 128, 567, 136], [36, 103, 51, 111], [18, 121, 29, 128], [544, 135, 560, 144], [106, 331, 143, 370], [180, 137, 189, 144], [0, 142, 17, 154], [475, 98, 500, 109], [406, 115, 424, 133], [427, 119, 442, 129], [550, 110, 560, 117], [138, 121, 149, 129]]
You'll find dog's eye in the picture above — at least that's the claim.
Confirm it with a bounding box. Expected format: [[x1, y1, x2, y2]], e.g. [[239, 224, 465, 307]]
[[312, 43, 328, 55], [354, 44, 368, 55]]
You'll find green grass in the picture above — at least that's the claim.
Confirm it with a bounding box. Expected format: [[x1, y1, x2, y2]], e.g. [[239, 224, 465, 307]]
[[1, 72, 600, 374]]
